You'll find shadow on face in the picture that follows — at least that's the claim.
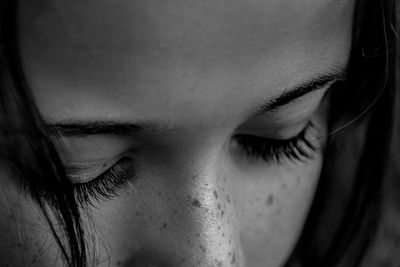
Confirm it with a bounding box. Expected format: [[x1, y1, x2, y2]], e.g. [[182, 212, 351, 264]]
[[0, 0, 356, 266]]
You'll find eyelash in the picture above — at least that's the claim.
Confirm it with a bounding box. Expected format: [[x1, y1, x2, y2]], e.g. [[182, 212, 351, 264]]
[[70, 122, 318, 205], [72, 157, 135, 206], [234, 122, 318, 164]]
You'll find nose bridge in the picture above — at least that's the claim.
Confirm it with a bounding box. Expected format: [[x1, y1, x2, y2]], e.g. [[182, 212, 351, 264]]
[[131, 142, 244, 266], [169, 163, 242, 266]]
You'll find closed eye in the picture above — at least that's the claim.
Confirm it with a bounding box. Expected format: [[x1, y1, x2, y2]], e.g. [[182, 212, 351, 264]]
[[70, 157, 136, 206], [234, 121, 319, 164]]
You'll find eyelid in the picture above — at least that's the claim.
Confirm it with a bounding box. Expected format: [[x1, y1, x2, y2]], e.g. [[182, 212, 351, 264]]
[[65, 158, 119, 183], [234, 121, 319, 164], [55, 134, 136, 163], [239, 85, 329, 139], [236, 117, 311, 141], [64, 148, 135, 181], [72, 157, 136, 205]]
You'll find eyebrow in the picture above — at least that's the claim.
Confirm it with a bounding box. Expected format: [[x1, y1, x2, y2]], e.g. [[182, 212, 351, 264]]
[[47, 67, 346, 137], [254, 67, 346, 114], [47, 121, 171, 137]]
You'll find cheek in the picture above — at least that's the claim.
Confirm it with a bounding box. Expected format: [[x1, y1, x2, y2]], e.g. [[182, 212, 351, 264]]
[[233, 154, 323, 266], [0, 172, 60, 266]]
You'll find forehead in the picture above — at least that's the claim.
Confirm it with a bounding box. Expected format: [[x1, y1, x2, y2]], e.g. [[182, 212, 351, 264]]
[[20, 0, 355, 126]]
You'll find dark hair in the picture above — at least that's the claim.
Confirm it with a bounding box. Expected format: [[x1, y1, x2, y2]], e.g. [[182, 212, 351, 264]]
[[0, 0, 398, 266], [0, 1, 86, 266], [286, 0, 398, 266]]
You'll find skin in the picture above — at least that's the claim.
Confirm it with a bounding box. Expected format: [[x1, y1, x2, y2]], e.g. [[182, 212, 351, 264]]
[[0, 0, 355, 266]]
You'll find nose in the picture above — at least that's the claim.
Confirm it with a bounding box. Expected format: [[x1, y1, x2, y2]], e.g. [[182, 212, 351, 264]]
[[123, 154, 244, 267]]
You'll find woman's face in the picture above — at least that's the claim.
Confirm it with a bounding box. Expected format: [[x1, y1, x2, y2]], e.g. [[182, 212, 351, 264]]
[[0, 0, 354, 266]]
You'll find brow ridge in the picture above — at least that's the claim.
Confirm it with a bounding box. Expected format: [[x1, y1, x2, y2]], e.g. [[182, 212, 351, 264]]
[[255, 68, 346, 114], [47, 68, 346, 137], [47, 121, 170, 137]]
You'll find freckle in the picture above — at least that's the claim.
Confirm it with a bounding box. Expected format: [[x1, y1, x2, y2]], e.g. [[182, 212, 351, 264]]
[[163, 222, 168, 229], [231, 253, 236, 264], [213, 190, 219, 199], [196, 232, 200, 237], [199, 245, 206, 253], [266, 194, 274, 205], [226, 195, 231, 203], [222, 232, 225, 237], [103, 163, 107, 167], [135, 211, 140, 216], [117, 261, 122, 266], [158, 192, 162, 196], [218, 225, 221, 230], [221, 210, 225, 217], [191, 199, 201, 208]]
